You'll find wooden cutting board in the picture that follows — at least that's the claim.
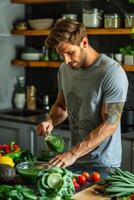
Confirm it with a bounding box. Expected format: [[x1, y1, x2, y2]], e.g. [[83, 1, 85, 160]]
[[73, 185, 111, 200]]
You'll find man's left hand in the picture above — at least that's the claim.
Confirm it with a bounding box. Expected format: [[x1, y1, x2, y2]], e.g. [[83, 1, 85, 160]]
[[48, 151, 77, 168]]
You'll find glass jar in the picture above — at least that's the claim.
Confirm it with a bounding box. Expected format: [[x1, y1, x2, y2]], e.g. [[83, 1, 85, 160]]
[[26, 85, 36, 110], [124, 13, 134, 28], [104, 14, 121, 28], [82, 8, 103, 28], [62, 14, 77, 20], [14, 76, 26, 109]]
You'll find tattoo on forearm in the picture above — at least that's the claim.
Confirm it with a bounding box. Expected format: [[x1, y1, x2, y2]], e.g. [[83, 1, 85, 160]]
[[104, 102, 124, 124]]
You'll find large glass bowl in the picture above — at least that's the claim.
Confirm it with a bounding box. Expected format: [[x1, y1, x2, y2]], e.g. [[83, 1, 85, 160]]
[[16, 161, 50, 184]]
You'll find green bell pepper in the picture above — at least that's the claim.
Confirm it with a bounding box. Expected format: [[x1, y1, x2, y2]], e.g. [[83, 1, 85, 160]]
[[5, 151, 23, 160]]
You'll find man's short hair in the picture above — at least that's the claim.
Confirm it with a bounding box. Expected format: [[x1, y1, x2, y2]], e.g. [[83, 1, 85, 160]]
[[45, 19, 87, 49]]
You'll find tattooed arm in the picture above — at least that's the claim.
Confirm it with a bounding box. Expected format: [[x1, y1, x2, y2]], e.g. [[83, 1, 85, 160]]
[[49, 102, 125, 167], [70, 102, 124, 158]]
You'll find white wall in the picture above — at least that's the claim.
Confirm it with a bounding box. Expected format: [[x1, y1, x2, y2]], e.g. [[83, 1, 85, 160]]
[[0, 0, 25, 108]]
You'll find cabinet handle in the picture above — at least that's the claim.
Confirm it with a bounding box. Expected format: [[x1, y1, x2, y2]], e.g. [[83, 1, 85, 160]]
[[30, 127, 36, 154], [132, 142, 134, 151]]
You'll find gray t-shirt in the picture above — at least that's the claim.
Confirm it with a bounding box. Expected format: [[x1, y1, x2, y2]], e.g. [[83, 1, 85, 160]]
[[58, 54, 128, 168]]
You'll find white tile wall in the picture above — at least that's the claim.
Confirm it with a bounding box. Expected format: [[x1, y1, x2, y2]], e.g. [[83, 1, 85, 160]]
[[0, 1, 25, 108]]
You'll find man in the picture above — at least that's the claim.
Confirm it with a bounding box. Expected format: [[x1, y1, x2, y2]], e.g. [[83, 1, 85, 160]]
[[37, 19, 128, 169]]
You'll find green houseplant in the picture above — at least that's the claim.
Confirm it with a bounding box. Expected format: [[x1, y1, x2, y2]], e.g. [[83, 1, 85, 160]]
[[120, 45, 134, 65], [120, 45, 134, 56], [129, 0, 134, 3]]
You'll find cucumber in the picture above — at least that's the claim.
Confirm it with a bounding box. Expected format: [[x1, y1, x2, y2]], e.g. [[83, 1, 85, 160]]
[[22, 191, 37, 199]]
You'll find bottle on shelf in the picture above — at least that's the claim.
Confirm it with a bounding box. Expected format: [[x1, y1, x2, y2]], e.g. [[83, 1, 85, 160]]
[[13, 75, 26, 109], [41, 46, 49, 61], [43, 95, 50, 112], [26, 85, 36, 110]]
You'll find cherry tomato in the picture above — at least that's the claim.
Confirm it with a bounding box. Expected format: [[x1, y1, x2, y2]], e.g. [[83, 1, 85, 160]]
[[82, 172, 90, 181], [74, 182, 80, 190], [77, 175, 86, 185], [72, 177, 77, 184], [91, 172, 101, 182], [13, 144, 20, 152], [131, 194, 134, 200]]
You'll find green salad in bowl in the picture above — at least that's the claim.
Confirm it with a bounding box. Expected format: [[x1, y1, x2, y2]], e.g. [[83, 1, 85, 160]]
[[16, 161, 50, 184]]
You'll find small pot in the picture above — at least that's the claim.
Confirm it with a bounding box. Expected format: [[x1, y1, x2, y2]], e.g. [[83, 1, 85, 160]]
[[121, 109, 134, 126]]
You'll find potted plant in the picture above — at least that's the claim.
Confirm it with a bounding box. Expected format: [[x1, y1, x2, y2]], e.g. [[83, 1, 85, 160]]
[[129, 0, 134, 3], [120, 45, 134, 65]]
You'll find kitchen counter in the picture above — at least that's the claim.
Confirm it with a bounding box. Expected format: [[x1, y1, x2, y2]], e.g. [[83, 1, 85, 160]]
[[0, 108, 69, 130], [0, 108, 134, 136]]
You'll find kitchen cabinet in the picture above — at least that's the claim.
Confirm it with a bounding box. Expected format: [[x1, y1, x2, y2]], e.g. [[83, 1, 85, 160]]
[[121, 134, 134, 173], [0, 120, 29, 149], [0, 120, 47, 155]]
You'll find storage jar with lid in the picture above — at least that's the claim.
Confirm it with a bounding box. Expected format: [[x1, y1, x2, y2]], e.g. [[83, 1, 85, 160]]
[[82, 8, 103, 28], [104, 13, 121, 28], [62, 14, 77, 20], [13, 76, 26, 109], [26, 85, 36, 110], [124, 13, 134, 28]]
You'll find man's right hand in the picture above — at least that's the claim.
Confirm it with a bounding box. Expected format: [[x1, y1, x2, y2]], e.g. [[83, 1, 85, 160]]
[[36, 120, 53, 137]]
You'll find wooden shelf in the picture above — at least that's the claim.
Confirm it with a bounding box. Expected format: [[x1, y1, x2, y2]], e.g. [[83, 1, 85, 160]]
[[12, 60, 61, 68], [122, 64, 134, 72], [12, 60, 134, 71], [86, 28, 133, 35], [11, 29, 50, 36], [11, 0, 80, 4], [12, 28, 133, 36]]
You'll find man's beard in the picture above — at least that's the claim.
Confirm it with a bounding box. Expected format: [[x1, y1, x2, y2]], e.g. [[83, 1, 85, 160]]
[[69, 52, 86, 70]]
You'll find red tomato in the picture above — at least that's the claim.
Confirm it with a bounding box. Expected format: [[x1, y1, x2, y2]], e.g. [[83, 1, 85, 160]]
[[77, 175, 86, 185], [74, 182, 80, 190], [72, 177, 77, 184], [13, 144, 20, 152], [91, 172, 101, 182], [82, 172, 90, 181], [131, 194, 134, 200]]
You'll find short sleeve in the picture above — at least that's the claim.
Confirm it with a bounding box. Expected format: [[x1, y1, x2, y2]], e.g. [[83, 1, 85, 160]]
[[102, 65, 129, 103], [57, 67, 63, 93]]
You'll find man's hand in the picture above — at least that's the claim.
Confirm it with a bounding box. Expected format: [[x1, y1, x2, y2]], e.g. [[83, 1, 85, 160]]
[[49, 151, 77, 168], [36, 120, 53, 137]]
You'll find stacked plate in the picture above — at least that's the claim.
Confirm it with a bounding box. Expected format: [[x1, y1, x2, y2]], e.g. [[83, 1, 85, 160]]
[[21, 47, 41, 61]]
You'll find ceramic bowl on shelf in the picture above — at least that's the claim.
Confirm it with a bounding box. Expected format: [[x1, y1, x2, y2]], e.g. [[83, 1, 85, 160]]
[[28, 18, 54, 30], [21, 52, 41, 61]]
